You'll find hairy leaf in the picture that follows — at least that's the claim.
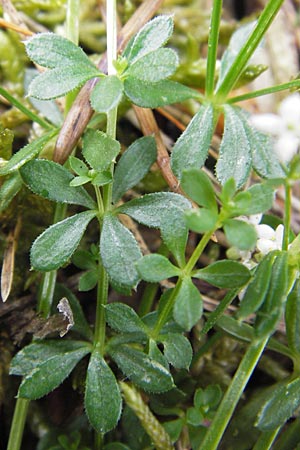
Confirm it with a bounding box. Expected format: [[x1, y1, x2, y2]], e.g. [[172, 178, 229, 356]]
[[124, 77, 198, 108], [194, 260, 251, 288], [109, 345, 174, 393], [105, 303, 147, 335], [173, 278, 203, 331], [224, 219, 257, 250], [112, 136, 156, 203], [85, 351, 122, 433], [124, 15, 174, 64], [216, 105, 252, 188], [181, 168, 217, 211], [100, 214, 142, 291], [136, 254, 181, 282], [90, 75, 124, 113], [171, 104, 215, 180], [31, 211, 96, 271], [161, 333, 193, 369], [20, 159, 95, 208], [83, 129, 120, 171], [0, 130, 57, 175], [126, 48, 178, 82]]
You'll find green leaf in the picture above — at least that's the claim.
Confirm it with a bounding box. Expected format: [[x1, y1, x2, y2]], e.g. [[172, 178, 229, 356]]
[[237, 253, 275, 320], [256, 378, 300, 431], [83, 129, 120, 171], [161, 333, 193, 369], [248, 129, 285, 179], [126, 48, 178, 82], [216, 105, 252, 188], [69, 175, 91, 186], [185, 208, 218, 233], [241, 181, 279, 215], [255, 251, 289, 338], [124, 15, 174, 64], [136, 254, 180, 282], [85, 351, 122, 433], [90, 75, 124, 113], [91, 171, 113, 187], [100, 214, 142, 290], [69, 156, 89, 176], [25, 33, 96, 69], [72, 248, 97, 270], [224, 219, 257, 250], [148, 339, 169, 370], [20, 159, 96, 208], [105, 303, 146, 335], [10, 340, 89, 376], [109, 345, 174, 393], [0, 172, 22, 212], [285, 280, 300, 355], [171, 104, 215, 180], [216, 22, 256, 90], [78, 270, 98, 292], [14, 341, 91, 399], [28, 64, 101, 100], [186, 407, 204, 427], [173, 278, 203, 331], [124, 77, 198, 108], [118, 192, 191, 266], [195, 385, 223, 409], [112, 136, 157, 203], [194, 260, 251, 288], [54, 284, 93, 340], [181, 168, 217, 211], [0, 130, 57, 175], [31, 210, 96, 271]]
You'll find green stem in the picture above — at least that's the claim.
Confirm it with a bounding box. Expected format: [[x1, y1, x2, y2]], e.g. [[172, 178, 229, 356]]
[[94, 262, 109, 354], [199, 337, 269, 450], [6, 398, 29, 450], [283, 182, 291, 251], [200, 288, 239, 335], [253, 428, 281, 450], [185, 230, 216, 274], [0, 86, 52, 130], [152, 279, 183, 339], [138, 282, 159, 317], [205, 0, 223, 97], [227, 79, 300, 104], [191, 330, 223, 369], [216, 0, 284, 101]]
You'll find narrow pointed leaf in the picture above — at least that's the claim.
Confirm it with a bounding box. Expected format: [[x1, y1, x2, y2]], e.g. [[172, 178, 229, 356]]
[[181, 168, 217, 211], [237, 252, 275, 320], [16, 341, 91, 399], [257, 378, 300, 431], [136, 254, 181, 282], [216, 105, 252, 188], [90, 75, 124, 113], [124, 77, 198, 108], [161, 333, 193, 369], [31, 210, 96, 271], [112, 136, 156, 203], [285, 280, 300, 355], [248, 129, 285, 179], [20, 159, 96, 208], [173, 278, 203, 331], [100, 214, 142, 290], [0, 130, 57, 175], [126, 48, 178, 82], [224, 219, 257, 251], [194, 260, 251, 288], [255, 252, 289, 338], [85, 351, 122, 433], [124, 15, 174, 64], [171, 104, 215, 180], [83, 129, 120, 171], [109, 345, 174, 393], [105, 303, 147, 335], [25, 33, 96, 69], [28, 64, 100, 100], [0, 172, 22, 212]]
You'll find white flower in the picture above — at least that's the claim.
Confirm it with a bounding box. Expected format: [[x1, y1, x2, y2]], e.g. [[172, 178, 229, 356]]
[[250, 93, 300, 163], [256, 223, 284, 254]]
